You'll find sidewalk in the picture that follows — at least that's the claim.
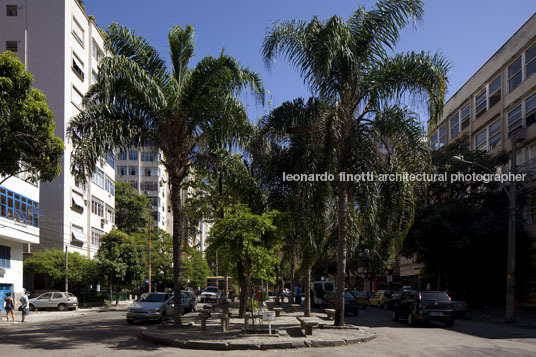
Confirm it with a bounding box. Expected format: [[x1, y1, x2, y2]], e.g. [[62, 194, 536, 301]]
[[464, 306, 536, 328], [141, 302, 376, 350], [0, 300, 132, 325]]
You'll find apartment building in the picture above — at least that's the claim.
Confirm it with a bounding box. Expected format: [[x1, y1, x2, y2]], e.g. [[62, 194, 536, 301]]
[[115, 143, 173, 235], [428, 13, 536, 303], [0, 175, 40, 308], [0, 0, 115, 259]]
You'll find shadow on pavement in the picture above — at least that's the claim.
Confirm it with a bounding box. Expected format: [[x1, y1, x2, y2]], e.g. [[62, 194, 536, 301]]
[[0, 311, 162, 352]]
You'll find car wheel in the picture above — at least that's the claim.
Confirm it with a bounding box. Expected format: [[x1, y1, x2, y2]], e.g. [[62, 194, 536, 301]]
[[408, 313, 416, 327], [445, 319, 455, 328], [127, 319, 135, 324], [58, 303, 67, 311], [160, 311, 167, 322], [392, 310, 399, 322], [29, 304, 35, 311]]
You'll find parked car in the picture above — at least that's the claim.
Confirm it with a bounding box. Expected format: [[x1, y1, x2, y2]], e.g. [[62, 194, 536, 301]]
[[312, 280, 335, 307], [369, 290, 392, 309], [324, 291, 359, 316], [392, 290, 454, 327], [349, 290, 369, 308], [200, 286, 219, 303], [28, 292, 78, 311], [181, 290, 197, 313], [447, 293, 468, 318], [126, 292, 173, 324]]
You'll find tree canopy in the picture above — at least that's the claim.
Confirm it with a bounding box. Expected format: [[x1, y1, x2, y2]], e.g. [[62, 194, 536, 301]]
[[0, 51, 64, 183], [115, 181, 151, 233]]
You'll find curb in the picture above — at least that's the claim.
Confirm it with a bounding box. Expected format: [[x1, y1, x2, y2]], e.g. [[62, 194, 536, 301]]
[[141, 328, 376, 350]]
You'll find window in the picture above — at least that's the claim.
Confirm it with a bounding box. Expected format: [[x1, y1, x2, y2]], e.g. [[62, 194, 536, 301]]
[[71, 225, 85, 246], [91, 70, 97, 85], [450, 113, 460, 139], [438, 125, 447, 148], [526, 43, 536, 80], [142, 167, 158, 177], [106, 153, 115, 169], [128, 150, 138, 161], [72, 17, 85, 46], [5, 41, 17, 52], [91, 196, 104, 217], [508, 104, 522, 132], [475, 88, 487, 117], [525, 93, 536, 128], [141, 151, 156, 162], [148, 196, 159, 207], [489, 119, 501, 150], [118, 166, 127, 176], [140, 181, 158, 192], [72, 53, 84, 81], [0, 245, 10, 268], [508, 57, 522, 92], [105, 177, 115, 196], [460, 104, 470, 130], [475, 130, 487, 151], [91, 228, 104, 247], [71, 192, 85, 211], [129, 166, 138, 176], [6, 5, 17, 16], [105, 205, 115, 224], [91, 167, 105, 188], [488, 75, 501, 108], [92, 40, 104, 63], [129, 181, 138, 190], [71, 86, 83, 109], [0, 186, 39, 227]]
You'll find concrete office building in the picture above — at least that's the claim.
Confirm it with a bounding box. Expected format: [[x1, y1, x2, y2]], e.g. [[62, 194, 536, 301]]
[[428, 13, 536, 303], [0, 174, 40, 308], [0, 0, 115, 260]]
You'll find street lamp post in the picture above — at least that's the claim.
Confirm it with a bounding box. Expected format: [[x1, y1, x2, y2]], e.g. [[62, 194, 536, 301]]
[[453, 128, 524, 322]]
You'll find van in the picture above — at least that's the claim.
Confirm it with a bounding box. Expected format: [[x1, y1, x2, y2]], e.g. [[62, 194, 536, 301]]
[[311, 280, 335, 307]]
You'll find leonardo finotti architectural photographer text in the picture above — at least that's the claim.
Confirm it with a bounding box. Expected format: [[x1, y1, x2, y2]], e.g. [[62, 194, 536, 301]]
[[282, 172, 527, 184]]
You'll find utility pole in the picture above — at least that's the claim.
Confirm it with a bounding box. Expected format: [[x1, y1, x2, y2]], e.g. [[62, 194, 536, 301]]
[[148, 214, 152, 293], [65, 246, 69, 292]]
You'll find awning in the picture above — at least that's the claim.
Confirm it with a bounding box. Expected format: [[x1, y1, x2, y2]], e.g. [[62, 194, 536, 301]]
[[72, 195, 85, 208], [71, 230, 85, 247]]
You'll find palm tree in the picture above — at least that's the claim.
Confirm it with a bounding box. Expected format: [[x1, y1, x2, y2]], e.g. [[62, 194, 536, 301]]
[[67, 23, 264, 325], [262, 0, 449, 325]]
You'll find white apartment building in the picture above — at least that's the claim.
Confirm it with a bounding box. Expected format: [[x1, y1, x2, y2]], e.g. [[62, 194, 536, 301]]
[[116, 144, 173, 235], [0, 0, 115, 259], [0, 175, 40, 309]]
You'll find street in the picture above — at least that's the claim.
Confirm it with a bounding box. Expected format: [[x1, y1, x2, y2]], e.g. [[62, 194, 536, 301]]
[[1, 307, 536, 356]]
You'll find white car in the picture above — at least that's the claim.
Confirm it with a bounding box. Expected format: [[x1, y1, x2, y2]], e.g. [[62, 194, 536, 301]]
[[28, 292, 78, 311], [200, 286, 219, 303]]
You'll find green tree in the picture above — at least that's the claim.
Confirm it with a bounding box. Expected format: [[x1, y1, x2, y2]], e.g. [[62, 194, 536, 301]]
[[262, 0, 449, 325], [181, 247, 211, 290], [0, 51, 64, 183], [23, 250, 98, 295], [209, 204, 282, 318], [115, 181, 151, 233], [96, 230, 144, 305], [67, 24, 263, 325]]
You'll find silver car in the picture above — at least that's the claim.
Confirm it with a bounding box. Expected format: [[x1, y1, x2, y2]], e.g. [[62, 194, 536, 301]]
[[28, 292, 78, 311], [126, 292, 173, 324]]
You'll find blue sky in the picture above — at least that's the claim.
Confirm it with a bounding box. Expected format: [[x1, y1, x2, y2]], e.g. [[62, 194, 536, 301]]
[[85, 0, 536, 124]]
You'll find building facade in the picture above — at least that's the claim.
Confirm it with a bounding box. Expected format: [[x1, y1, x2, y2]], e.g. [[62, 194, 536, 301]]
[[115, 144, 173, 235], [428, 13, 536, 303], [0, 0, 115, 259], [0, 175, 40, 310]]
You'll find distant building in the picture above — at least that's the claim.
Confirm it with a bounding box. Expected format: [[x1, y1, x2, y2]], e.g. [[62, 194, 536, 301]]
[[0, 0, 115, 260], [0, 175, 40, 308], [428, 13, 536, 303]]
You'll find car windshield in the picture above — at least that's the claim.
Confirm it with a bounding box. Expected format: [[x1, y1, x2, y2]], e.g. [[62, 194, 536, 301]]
[[140, 293, 167, 302], [205, 287, 218, 293], [421, 292, 450, 302], [352, 291, 363, 297]]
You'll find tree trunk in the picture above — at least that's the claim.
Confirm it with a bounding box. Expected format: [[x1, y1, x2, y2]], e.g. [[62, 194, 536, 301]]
[[304, 265, 312, 317], [237, 259, 247, 317], [290, 255, 295, 304], [171, 180, 184, 326], [335, 179, 348, 326], [115, 285, 120, 306], [109, 274, 113, 304]]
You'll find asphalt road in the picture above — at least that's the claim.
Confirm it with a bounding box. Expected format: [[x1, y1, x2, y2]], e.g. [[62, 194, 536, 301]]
[[1, 307, 536, 356]]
